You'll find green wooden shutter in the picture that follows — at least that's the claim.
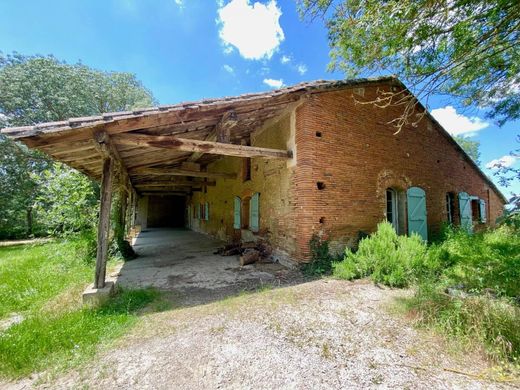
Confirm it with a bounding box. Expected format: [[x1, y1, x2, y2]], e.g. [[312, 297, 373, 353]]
[[407, 187, 428, 241], [458, 192, 472, 232], [249, 193, 260, 232], [205, 202, 209, 221], [479, 199, 487, 223], [234, 197, 241, 229], [197, 203, 201, 219]]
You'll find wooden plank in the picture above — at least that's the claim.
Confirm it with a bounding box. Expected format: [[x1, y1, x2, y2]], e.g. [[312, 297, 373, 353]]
[[95, 158, 114, 289], [129, 167, 236, 179], [112, 134, 292, 159], [93, 131, 132, 192], [134, 179, 215, 187]]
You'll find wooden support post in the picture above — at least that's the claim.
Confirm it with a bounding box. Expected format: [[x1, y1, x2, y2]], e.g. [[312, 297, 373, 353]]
[[94, 157, 114, 289]]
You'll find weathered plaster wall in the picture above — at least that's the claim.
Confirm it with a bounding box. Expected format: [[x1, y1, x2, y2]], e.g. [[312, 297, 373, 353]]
[[188, 113, 298, 264], [135, 196, 149, 229], [293, 84, 505, 259]]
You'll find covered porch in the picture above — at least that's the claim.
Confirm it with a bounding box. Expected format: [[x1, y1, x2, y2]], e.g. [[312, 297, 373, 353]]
[[116, 228, 293, 305]]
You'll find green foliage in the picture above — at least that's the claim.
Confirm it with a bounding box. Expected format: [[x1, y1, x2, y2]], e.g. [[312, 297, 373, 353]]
[[429, 225, 520, 298], [0, 288, 159, 378], [333, 221, 428, 287], [0, 52, 156, 239], [342, 221, 520, 362], [34, 163, 99, 235], [0, 53, 156, 127], [299, 0, 520, 125], [301, 234, 335, 276], [406, 284, 520, 362], [453, 135, 481, 165]]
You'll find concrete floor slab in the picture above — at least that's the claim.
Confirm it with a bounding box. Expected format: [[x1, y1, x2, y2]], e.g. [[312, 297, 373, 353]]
[[115, 229, 300, 305]]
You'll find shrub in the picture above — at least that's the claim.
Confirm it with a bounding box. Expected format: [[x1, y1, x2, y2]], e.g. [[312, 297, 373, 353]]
[[333, 221, 428, 287], [301, 234, 335, 276], [429, 225, 520, 298]]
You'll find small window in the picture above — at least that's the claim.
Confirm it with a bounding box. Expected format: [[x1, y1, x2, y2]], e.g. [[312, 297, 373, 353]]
[[446, 192, 456, 224], [471, 199, 480, 222], [243, 158, 252, 182]]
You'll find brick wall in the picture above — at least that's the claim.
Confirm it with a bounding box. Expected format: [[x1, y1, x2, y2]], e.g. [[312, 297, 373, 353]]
[[292, 83, 506, 260]]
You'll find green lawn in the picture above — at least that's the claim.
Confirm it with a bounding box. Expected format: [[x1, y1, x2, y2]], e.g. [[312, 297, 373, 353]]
[[0, 237, 162, 379]]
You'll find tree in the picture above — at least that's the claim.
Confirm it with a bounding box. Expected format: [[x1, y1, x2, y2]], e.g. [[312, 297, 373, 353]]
[[0, 53, 156, 238], [299, 0, 519, 126], [453, 135, 481, 165]]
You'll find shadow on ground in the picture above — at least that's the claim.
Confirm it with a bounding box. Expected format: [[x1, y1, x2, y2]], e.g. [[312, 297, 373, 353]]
[[115, 228, 308, 308]]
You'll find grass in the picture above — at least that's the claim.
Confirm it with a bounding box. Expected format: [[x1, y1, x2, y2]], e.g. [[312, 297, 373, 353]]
[[333, 220, 520, 364], [0, 235, 163, 379], [0, 288, 159, 378]]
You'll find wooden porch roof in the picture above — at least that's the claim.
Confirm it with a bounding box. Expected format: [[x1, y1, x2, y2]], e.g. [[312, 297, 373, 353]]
[[0, 77, 395, 193]]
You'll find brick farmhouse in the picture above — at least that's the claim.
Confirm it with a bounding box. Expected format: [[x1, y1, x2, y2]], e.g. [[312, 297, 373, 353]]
[[2, 76, 506, 279]]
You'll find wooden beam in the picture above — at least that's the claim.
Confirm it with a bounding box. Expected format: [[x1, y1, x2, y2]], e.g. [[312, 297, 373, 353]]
[[129, 167, 236, 179], [93, 131, 132, 192], [95, 158, 114, 289], [140, 192, 190, 196], [134, 179, 215, 187], [112, 134, 292, 159], [187, 111, 238, 162]]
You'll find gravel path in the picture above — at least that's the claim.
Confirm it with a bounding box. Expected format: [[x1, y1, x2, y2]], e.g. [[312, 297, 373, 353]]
[[3, 279, 516, 389]]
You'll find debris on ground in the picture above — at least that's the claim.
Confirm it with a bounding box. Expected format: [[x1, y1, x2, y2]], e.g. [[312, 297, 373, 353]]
[[215, 240, 273, 266]]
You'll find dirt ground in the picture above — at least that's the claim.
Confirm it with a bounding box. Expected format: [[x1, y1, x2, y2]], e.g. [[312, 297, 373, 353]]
[[5, 279, 517, 390]]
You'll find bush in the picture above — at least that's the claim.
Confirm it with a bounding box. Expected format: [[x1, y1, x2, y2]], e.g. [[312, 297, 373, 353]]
[[333, 221, 428, 287], [301, 234, 335, 276], [428, 224, 520, 298]]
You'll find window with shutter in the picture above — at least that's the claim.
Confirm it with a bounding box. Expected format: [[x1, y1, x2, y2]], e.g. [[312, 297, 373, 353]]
[[249, 192, 260, 232], [407, 187, 428, 241], [233, 197, 241, 229], [479, 199, 487, 223], [458, 192, 472, 232]]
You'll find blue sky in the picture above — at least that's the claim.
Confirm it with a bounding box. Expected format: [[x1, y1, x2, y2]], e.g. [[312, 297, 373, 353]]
[[0, 0, 518, 198]]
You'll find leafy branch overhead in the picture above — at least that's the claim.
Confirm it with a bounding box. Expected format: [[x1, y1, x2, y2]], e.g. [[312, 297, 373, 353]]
[[299, 0, 520, 126], [0, 53, 156, 238]]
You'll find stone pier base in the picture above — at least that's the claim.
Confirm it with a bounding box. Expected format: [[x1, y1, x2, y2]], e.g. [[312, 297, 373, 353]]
[[82, 281, 115, 306]]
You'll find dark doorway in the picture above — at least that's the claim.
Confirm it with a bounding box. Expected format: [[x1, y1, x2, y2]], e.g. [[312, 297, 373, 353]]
[[147, 196, 185, 228]]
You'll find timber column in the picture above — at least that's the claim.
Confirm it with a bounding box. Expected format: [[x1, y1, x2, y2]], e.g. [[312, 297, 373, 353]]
[[94, 157, 114, 289]]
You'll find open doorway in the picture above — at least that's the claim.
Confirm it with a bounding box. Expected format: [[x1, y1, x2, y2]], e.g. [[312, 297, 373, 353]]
[[147, 196, 186, 228]]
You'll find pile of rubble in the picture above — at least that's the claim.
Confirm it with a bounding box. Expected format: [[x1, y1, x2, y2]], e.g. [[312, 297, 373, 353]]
[[214, 241, 273, 266]]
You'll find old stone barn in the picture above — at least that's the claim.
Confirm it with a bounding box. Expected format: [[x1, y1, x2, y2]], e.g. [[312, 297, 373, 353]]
[[2, 77, 506, 290]]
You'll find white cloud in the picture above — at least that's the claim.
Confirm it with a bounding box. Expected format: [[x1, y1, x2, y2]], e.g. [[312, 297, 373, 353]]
[[485, 155, 518, 170], [263, 78, 284, 89], [217, 0, 285, 60], [174, 0, 184, 7], [223, 64, 234, 73], [296, 64, 307, 75], [280, 55, 290, 64], [430, 105, 489, 136]]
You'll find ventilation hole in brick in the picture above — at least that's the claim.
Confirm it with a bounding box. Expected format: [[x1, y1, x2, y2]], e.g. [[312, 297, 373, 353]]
[[463, 165, 466, 170], [437, 159, 440, 163], [316, 131, 322, 137], [317, 182, 326, 190], [319, 217, 325, 224]]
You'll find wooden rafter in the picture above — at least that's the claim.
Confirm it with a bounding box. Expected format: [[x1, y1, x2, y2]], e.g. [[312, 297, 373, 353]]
[[134, 179, 215, 187], [112, 134, 292, 160], [93, 130, 133, 191], [130, 167, 236, 179], [187, 111, 237, 163]]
